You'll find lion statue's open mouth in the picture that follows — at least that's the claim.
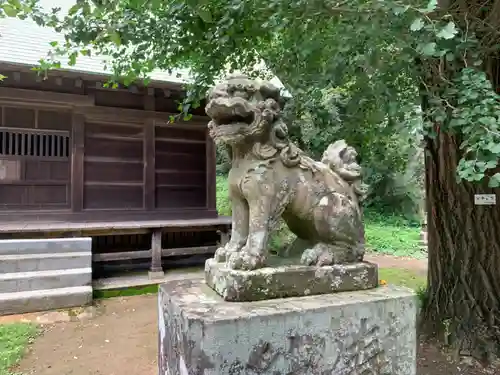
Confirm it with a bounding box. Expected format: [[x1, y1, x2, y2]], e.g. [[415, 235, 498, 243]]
[[205, 96, 256, 138]]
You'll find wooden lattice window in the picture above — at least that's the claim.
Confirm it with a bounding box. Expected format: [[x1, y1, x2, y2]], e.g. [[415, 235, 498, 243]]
[[0, 128, 70, 159]]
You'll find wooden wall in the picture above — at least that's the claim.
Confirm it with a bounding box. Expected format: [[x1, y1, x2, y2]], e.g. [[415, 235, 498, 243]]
[[83, 120, 144, 210], [0, 65, 216, 221], [154, 125, 207, 210], [0, 108, 71, 209], [81, 118, 208, 211]]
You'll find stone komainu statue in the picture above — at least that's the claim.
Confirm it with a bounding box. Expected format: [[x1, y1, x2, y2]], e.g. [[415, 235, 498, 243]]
[[206, 74, 366, 271]]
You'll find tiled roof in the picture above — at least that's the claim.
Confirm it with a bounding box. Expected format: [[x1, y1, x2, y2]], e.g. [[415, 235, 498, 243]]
[[0, 17, 192, 84], [0, 0, 287, 91]]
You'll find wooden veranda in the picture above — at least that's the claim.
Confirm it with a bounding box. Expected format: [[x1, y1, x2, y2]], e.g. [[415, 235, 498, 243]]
[[0, 63, 231, 278]]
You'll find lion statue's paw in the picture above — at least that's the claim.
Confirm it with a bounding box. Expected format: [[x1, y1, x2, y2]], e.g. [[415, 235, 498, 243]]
[[300, 243, 336, 266], [214, 247, 227, 262], [301, 242, 360, 266], [214, 243, 239, 263], [227, 250, 265, 271]]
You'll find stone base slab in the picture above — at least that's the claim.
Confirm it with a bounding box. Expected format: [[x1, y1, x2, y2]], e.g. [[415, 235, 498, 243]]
[[204, 258, 378, 302], [0, 286, 92, 316], [148, 270, 165, 280], [158, 279, 417, 375]]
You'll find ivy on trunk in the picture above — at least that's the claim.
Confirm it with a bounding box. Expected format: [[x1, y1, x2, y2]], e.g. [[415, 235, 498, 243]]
[[420, 23, 500, 359], [424, 129, 500, 362]]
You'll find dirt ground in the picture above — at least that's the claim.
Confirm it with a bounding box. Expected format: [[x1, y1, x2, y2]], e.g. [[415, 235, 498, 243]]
[[365, 253, 428, 276], [9, 254, 496, 375]]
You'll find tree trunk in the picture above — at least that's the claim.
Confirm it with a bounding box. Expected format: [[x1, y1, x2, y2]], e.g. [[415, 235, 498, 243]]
[[422, 127, 500, 363]]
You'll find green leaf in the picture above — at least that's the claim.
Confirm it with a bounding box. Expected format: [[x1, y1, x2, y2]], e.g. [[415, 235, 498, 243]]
[[410, 18, 425, 32], [445, 52, 455, 62], [486, 160, 498, 169], [110, 31, 122, 46], [2, 4, 18, 17], [488, 173, 500, 188], [423, 0, 438, 12], [49, 41, 58, 47], [82, 3, 91, 16], [8, 0, 21, 9], [436, 22, 457, 40], [420, 42, 436, 56], [68, 3, 82, 16], [68, 52, 77, 66], [393, 6, 409, 15], [489, 143, 500, 154], [479, 116, 497, 126], [197, 7, 212, 23], [471, 173, 484, 181]]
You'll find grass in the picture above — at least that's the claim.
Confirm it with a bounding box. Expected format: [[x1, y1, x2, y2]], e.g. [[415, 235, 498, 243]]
[[379, 267, 428, 306], [379, 268, 426, 291], [216, 175, 231, 216], [0, 322, 38, 375], [93, 284, 159, 299], [364, 221, 423, 258]]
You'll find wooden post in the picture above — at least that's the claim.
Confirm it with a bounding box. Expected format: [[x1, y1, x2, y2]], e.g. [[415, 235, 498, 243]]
[[149, 229, 164, 279], [143, 118, 155, 210], [71, 113, 84, 212]]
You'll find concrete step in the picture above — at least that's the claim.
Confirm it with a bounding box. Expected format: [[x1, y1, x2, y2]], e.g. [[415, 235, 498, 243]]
[[0, 286, 92, 316], [0, 252, 91, 273], [0, 268, 92, 293], [0, 238, 91, 256]]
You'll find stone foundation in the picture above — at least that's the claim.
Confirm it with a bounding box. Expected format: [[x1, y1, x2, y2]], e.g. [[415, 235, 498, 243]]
[[205, 258, 378, 302], [158, 279, 417, 375]]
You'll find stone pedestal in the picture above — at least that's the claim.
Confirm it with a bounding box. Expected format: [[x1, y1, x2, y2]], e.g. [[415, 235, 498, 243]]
[[205, 258, 379, 302], [158, 279, 417, 375]]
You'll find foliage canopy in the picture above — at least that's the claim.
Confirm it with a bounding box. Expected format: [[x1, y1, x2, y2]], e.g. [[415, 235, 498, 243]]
[[1, 0, 499, 189]]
